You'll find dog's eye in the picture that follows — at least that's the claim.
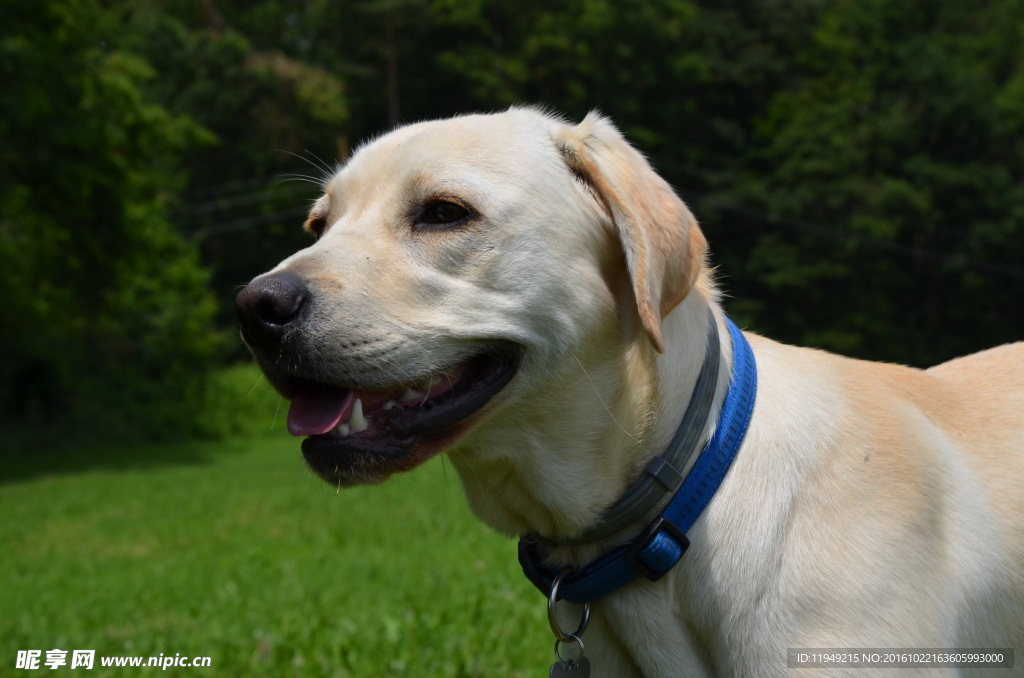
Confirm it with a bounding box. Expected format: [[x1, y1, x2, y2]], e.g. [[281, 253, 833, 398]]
[[415, 200, 471, 230]]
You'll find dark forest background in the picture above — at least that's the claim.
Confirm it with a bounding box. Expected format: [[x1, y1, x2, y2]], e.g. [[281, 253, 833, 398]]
[[3, 0, 1023, 443]]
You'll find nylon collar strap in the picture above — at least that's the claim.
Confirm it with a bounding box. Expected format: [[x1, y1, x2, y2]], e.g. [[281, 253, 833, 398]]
[[518, 315, 757, 604]]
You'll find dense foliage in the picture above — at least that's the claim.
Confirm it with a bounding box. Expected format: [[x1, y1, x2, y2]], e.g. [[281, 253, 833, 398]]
[[738, 0, 1024, 363], [1, 1, 220, 440], [3, 0, 1023, 440]]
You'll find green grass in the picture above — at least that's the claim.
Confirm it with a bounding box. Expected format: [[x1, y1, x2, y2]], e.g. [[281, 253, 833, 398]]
[[1, 392, 550, 676]]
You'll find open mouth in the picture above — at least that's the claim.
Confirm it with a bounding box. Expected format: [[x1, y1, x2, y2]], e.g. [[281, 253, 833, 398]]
[[287, 350, 519, 484]]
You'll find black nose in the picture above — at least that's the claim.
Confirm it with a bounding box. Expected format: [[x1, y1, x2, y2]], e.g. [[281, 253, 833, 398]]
[[236, 271, 309, 347]]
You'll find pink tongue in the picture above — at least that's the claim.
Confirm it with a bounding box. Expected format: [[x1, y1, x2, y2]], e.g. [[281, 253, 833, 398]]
[[287, 389, 355, 436]]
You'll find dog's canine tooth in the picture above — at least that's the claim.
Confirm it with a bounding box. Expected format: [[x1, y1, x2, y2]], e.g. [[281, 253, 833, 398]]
[[350, 398, 368, 433]]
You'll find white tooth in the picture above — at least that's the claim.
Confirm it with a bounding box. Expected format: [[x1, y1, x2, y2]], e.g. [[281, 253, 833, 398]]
[[428, 375, 442, 388], [401, 388, 421, 403], [350, 398, 368, 433], [384, 400, 397, 410], [337, 423, 350, 436]]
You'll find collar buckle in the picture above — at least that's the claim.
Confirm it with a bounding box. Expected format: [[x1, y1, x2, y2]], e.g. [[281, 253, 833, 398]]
[[624, 515, 690, 582]]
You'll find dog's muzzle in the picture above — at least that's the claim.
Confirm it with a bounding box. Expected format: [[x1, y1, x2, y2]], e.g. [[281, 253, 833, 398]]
[[235, 269, 521, 486]]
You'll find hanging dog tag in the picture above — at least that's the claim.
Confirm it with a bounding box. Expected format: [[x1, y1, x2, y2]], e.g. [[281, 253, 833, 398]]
[[550, 632, 590, 677], [547, 574, 592, 676], [550, 656, 590, 677]]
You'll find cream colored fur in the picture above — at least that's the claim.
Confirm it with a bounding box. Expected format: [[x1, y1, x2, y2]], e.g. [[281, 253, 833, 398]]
[[263, 107, 1024, 676]]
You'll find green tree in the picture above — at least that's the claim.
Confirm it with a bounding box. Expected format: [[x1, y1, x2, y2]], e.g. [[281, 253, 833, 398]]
[[738, 0, 1024, 364], [0, 0, 222, 440]]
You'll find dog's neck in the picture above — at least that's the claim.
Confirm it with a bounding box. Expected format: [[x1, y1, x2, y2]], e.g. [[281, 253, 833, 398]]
[[447, 273, 732, 562]]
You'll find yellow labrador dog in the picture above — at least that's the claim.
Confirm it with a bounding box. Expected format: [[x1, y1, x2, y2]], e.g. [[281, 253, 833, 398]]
[[236, 108, 1024, 676]]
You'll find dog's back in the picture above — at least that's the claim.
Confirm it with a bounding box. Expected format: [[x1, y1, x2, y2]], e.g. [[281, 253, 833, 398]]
[[924, 343, 1024, 658], [928, 342, 1024, 528], [928, 341, 1024, 568]]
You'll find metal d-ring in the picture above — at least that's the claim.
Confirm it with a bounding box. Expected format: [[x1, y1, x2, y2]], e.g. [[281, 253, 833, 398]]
[[547, 572, 591, 642], [553, 633, 586, 665]]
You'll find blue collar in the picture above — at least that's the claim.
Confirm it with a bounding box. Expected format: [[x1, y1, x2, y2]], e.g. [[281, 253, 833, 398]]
[[518, 316, 757, 604]]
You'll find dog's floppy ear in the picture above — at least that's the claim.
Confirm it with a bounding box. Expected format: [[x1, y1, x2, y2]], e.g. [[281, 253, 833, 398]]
[[555, 111, 707, 353]]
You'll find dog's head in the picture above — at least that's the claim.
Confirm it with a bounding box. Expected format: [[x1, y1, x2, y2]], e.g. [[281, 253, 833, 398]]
[[236, 108, 706, 490]]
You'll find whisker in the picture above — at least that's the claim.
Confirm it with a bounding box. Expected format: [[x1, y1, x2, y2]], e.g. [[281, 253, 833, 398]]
[[278, 149, 332, 178], [275, 174, 323, 188], [272, 397, 282, 430], [247, 373, 265, 396], [573, 356, 637, 442], [303, 148, 335, 176]]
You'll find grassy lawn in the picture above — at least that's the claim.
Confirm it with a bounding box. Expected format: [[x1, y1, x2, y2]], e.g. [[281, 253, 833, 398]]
[[1, 401, 550, 676]]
